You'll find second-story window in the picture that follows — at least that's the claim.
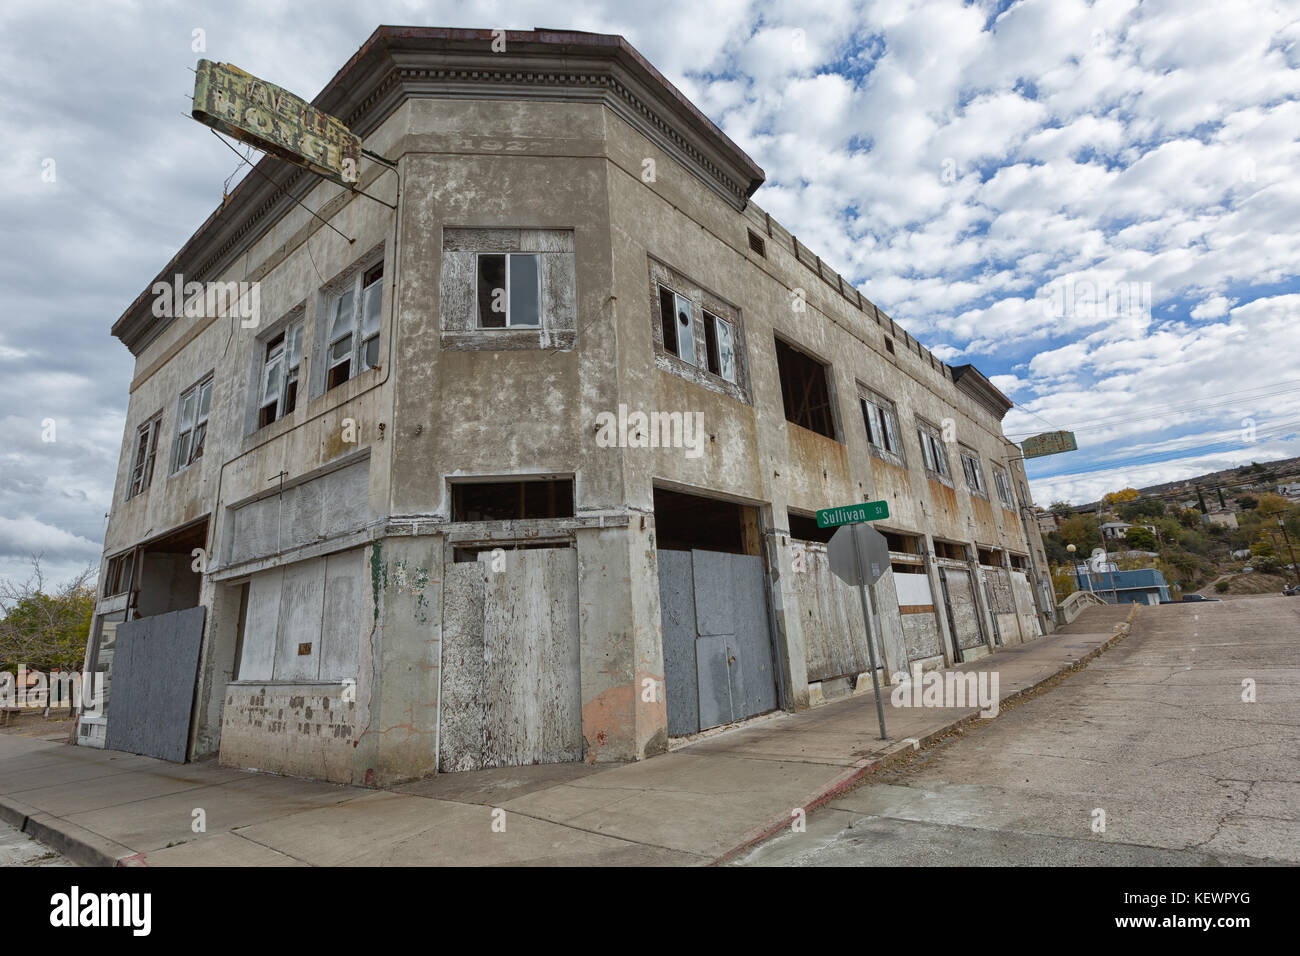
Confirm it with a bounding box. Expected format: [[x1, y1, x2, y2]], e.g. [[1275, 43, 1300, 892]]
[[860, 389, 902, 460], [959, 446, 986, 496], [127, 415, 161, 499], [327, 262, 383, 390], [992, 464, 1015, 508], [171, 375, 213, 474], [477, 253, 540, 327], [258, 321, 303, 428], [915, 419, 950, 478]]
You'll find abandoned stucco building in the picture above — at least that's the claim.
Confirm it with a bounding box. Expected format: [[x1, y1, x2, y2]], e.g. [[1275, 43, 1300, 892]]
[[79, 27, 1055, 784]]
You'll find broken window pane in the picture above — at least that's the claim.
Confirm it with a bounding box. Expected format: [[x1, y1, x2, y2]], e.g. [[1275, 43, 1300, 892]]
[[714, 316, 736, 382], [675, 293, 696, 366]]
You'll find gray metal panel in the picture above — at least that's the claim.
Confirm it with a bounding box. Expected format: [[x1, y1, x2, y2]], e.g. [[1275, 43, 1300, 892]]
[[695, 633, 733, 729], [658, 549, 699, 736], [104, 606, 205, 762], [691, 549, 735, 636], [729, 553, 778, 718]]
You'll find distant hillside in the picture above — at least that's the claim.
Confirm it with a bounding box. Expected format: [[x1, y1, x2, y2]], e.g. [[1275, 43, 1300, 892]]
[[1071, 455, 1300, 511]]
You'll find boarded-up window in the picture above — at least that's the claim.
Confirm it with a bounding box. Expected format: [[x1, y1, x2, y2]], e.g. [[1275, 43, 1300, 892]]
[[776, 338, 836, 439]]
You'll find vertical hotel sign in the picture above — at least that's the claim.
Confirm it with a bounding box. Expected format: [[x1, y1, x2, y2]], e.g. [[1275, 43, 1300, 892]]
[[191, 59, 362, 186]]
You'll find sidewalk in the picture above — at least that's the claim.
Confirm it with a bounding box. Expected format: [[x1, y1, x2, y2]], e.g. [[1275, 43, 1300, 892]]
[[0, 606, 1133, 866]]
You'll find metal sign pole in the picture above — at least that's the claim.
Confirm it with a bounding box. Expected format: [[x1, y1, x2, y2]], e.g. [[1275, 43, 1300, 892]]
[[851, 526, 888, 740]]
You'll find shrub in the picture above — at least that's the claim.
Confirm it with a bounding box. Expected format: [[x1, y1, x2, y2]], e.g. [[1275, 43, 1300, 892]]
[[1214, 581, 1230, 593]]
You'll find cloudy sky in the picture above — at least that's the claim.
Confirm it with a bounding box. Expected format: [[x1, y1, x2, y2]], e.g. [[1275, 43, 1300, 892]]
[[1, 0, 1298, 586]]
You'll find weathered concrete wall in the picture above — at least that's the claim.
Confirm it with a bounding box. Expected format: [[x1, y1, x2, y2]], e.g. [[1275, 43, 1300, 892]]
[[219, 684, 356, 783]]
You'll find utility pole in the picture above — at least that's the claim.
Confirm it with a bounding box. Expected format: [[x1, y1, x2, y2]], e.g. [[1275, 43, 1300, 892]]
[[1264, 511, 1300, 587]]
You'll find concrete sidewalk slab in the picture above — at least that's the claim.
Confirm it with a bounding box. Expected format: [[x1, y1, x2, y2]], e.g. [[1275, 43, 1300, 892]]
[[0, 609, 1133, 866]]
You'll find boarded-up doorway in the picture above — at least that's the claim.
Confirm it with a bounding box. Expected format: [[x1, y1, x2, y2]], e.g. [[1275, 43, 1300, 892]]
[[439, 547, 581, 772], [103, 606, 205, 762], [939, 566, 986, 661], [655, 488, 779, 736]]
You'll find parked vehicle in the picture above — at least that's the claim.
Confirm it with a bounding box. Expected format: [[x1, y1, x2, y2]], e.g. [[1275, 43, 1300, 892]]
[[1181, 594, 1222, 602], [1283, 584, 1300, 597]]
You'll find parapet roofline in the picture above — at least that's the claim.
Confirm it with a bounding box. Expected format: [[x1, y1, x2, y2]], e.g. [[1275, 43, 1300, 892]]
[[949, 364, 1015, 420], [111, 26, 766, 353]]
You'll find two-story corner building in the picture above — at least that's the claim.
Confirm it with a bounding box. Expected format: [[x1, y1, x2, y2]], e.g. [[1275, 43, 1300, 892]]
[[77, 26, 1054, 786]]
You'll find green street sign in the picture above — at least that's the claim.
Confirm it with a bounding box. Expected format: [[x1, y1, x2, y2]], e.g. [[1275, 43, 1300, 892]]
[[816, 500, 890, 529]]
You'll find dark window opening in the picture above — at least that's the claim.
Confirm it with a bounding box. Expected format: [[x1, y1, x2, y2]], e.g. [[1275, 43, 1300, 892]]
[[477, 254, 507, 328], [1009, 553, 1029, 571], [703, 311, 720, 375], [775, 338, 836, 439], [658, 285, 678, 355], [130, 519, 208, 620], [892, 562, 926, 574], [934, 540, 968, 561], [653, 487, 759, 555], [103, 552, 132, 597], [452, 479, 575, 523], [747, 229, 766, 257], [978, 547, 1003, 565], [788, 512, 833, 543], [884, 531, 918, 554], [884, 336, 895, 355]]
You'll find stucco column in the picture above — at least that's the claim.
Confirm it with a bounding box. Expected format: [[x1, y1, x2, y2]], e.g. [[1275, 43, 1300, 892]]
[[575, 520, 667, 762], [357, 534, 442, 786]]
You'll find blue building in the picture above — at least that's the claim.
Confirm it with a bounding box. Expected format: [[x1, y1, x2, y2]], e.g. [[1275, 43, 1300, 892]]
[[1072, 566, 1172, 605]]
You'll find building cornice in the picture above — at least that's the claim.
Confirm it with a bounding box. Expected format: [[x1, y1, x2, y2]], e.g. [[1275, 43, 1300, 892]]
[[111, 27, 765, 354]]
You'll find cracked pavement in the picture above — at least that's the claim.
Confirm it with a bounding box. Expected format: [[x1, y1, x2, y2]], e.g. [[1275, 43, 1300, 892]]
[[735, 594, 1300, 866]]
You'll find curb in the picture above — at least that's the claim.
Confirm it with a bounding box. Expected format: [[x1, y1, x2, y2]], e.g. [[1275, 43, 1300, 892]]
[[709, 608, 1138, 866], [0, 794, 136, 867]]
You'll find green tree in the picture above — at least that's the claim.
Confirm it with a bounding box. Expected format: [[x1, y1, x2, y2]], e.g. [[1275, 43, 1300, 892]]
[[1125, 527, 1158, 551], [0, 559, 94, 673]]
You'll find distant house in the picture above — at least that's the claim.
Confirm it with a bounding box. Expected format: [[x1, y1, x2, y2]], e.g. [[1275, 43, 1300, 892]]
[[1101, 521, 1156, 541], [1232, 549, 1253, 560], [1203, 510, 1239, 529], [1035, 510, 1061, 534], [1279, 482, 1300, 500], [1071, 566, 1172, 606]]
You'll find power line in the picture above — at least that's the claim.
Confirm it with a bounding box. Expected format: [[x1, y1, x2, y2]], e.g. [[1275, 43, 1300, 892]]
[[1007, 379, 1300, 438]]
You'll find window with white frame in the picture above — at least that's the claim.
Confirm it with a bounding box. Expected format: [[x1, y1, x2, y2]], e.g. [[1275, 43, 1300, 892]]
[[992, 464, 1015, 508], [477, 253, 540, 328], [171, 375, 213, 474], [915, 419, 950, 478], [860, 389, 902, 460], [326, 262, 383, 390], [258, 321, 304, 428], [959, 446, 986, 496], [127, 415, 161, 499]]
